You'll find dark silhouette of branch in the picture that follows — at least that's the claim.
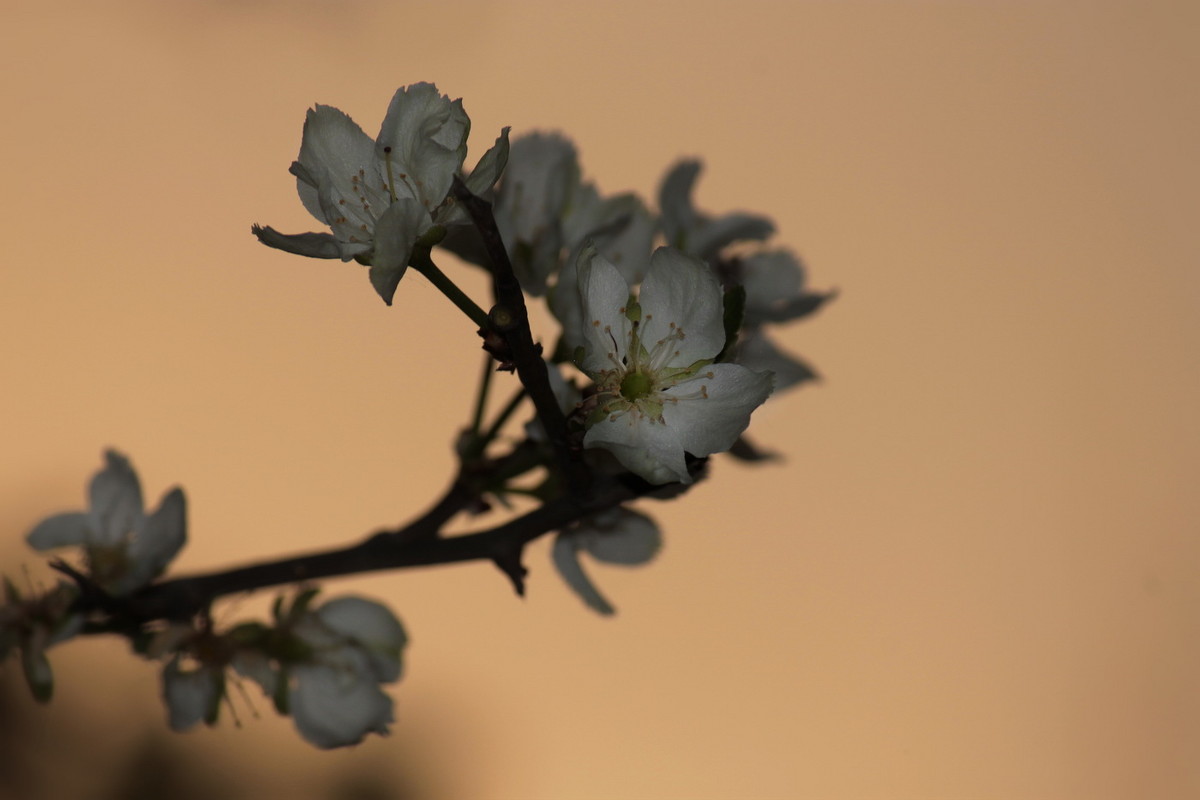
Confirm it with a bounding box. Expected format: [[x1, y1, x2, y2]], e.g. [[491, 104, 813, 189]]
[[451, 176, 592, 498]]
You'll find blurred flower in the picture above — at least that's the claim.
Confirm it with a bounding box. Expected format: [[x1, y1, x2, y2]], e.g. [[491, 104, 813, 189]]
[[552, 187, 656, 353], [0, 580, 83, 703], [575, 246, 774, 484], [286, 595, 408, 749], [491, 132, 580, 295], [658, 160, 774, 261], [254, 82, 508, 304], [26, 450, 186, 595], [552, 508, 661, 615], [728, 249, 832, 391], [162, 656, 224, 731]]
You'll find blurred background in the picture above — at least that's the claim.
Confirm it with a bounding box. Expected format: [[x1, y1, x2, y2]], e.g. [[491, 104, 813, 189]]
[[1, 1, 1197, 798]]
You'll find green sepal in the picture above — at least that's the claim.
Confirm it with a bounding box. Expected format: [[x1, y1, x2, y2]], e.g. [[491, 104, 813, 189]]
[[273, 666, 291, 715], [287, 587, 322, 621], [205, 671, 226, 726], [624, 297, 642, 323], [717, 284, 746, 363], [21, 647, 53, 704], [228, 621, 270, 647]]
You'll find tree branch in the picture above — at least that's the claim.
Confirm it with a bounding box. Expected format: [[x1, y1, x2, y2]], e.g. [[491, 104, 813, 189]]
[[451, 177, 592, 498], [77, 460, 683, 628]]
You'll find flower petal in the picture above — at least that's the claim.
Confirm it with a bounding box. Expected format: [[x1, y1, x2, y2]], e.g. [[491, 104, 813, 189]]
[[658, 159, 702, 249], [463, 126, 511, 197], [578, 508, 661, 565], [124, 486, 187, 590], [690, 212, 774, 260], [575, 246, 633, 375], [26, 512, 91, 551], [736, 331, 817, 391], [290, 662, 394, 749], [368, 196, 430, 304], [584, 412, 689, 484], [551, 531, 615, 615], [316, 596, 407, 683], [741, 250, 803, 319], [251, 225, 344, 260], [377, 83, 469, 212], [661, 363, 774, 457], [638, 247, 725, 367], [88, 450, 144, 546], [295, 104, 380, 225], [162, 659, 222, 731]]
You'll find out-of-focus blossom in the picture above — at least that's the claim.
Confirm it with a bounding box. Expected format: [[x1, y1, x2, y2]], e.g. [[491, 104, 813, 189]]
[[0, 580, 83, 703], [658, 160, 774, 261], [285, 595, 408, 749], [26, 450, 186, 595], [552, 508, 661, 615]]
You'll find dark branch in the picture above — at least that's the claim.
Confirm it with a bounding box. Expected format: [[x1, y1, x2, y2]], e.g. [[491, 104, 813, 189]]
[[86, 464, 676, 627], [451, 177, 591, 498]]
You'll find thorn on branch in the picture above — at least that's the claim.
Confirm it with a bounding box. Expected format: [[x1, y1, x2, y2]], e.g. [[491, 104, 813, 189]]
[[492, 549, 528, 597]]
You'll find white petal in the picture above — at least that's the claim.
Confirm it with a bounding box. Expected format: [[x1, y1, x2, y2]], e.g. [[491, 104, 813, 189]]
[[691, 212, 774, 260], [578, 508, 661, 565], [162, 659, 222, 731], [290, 663, 394, 749], [26, 512, 91, 551], [495, 132, 579, 241], [377, 83, 469, 211], [736, 331, 816, 391], [124, 486, 187, 590], [88, 450, 144, 546], [463, 126, 511, 197], [575, 246, 633, 375], [316, 597, 407, 683], [658, 159, 702, 249], [563, 190, 655, 286], [231, 649, 278, 697], [661, 363, 774, 457], [741, 251, 803, 316], [551, 531, 615, 615], [584, 413, 690, 484], [638, 248, 725, 367], [295, 105, 379, 225], [251, 225, 344, 260], [368, 197, 430, 305]]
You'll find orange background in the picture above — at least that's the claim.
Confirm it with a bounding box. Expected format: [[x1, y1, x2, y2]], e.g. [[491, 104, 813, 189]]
[[1, 2, 1197, 798]]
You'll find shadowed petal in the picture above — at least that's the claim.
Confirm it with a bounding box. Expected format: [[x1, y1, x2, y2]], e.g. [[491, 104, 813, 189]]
[[662, 363, 773, 457]]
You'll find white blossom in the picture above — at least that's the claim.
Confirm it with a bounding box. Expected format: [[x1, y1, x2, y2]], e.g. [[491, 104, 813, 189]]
[[576, 246, 774, 484], [26, 451, 186, 595], [253, 83, 508, 304], [552, 508, 661, 615], [287, 595, 407, 749], [162, 657, 223, 731]]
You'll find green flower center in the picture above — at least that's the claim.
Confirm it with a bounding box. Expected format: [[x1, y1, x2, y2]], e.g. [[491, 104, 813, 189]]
[[620, 370, 654, 401]]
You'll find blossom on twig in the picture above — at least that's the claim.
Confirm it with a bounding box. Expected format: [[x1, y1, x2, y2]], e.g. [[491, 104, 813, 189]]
[[575, 246, 774, 484]]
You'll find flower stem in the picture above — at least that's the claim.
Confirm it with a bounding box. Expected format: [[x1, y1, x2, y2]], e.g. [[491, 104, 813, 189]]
[[481, 388, 528, 446], [469, 354, 494, 438], [411, 253, 489, 329]]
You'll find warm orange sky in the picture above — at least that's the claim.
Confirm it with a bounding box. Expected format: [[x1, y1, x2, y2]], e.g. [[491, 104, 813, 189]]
[[2, 2, 1198, 798]]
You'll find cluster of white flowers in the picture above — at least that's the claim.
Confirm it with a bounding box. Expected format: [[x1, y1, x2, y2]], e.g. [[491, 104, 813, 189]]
[[10, 453, 407, 749], [3, 82, 829, 749], [161, 590, 407, 749]]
